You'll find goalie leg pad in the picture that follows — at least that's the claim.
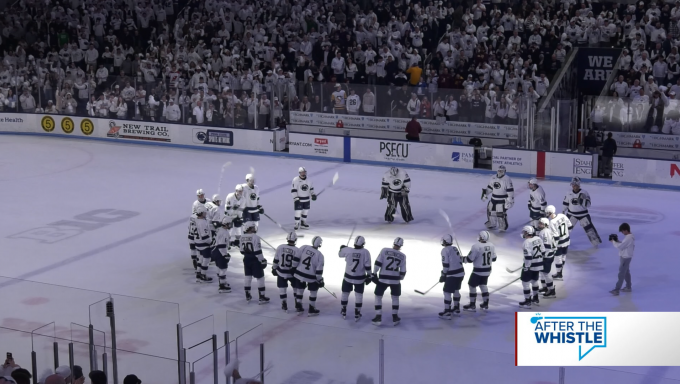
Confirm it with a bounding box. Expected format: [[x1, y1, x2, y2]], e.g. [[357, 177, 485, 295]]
[[580, 214, 602, 245], [399, 194, 414, 222], [384, 192, 397, 222]]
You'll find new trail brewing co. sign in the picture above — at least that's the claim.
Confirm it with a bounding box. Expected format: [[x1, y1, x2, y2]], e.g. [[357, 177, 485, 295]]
[[576, 48, 622, 95]]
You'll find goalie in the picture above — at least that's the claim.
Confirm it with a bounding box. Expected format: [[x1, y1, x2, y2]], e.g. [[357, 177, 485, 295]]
[[380, 167, 414, 223], [482, 165, 514, 231]]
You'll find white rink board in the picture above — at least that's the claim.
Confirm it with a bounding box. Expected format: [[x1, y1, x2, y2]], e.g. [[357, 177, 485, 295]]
[[350, 137, 474, 169]]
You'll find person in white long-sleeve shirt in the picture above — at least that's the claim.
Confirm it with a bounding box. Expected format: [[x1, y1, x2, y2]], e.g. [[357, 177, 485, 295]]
[[610, 76, 629, 97], [609, 223, 635, 295], [406, 93, 421, 117], [193, 100, 205, 124]]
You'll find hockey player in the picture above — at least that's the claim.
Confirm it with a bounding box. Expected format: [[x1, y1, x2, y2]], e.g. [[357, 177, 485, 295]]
[[239, 223, 270, 304], [272, 232, 300, 313], [519, 226, 545, 309], [438, 235, 464, 319], [528, 178, 546, 229], [482, 165, 514, 231], [371, 237, 407, 326], [562, 177, 601, 247], [339, 236, 372, 321], [242, 174, 264, 228], [546, 205, 571, 280], [205, 194, 222, 236], [194, 205, 214, 283], [291, 167, 317, 230], [189, 189, 208, 269], [225, 185, 246, 247], [537, 218, 556, 298], [212, 217, 232, 293], [380, 167, 414, 223], [292, 236, 325, 316], [462, 231, 497, 312]]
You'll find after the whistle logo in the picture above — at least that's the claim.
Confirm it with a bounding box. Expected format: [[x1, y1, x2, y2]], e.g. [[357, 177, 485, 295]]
[[530, 314, 607, 361]]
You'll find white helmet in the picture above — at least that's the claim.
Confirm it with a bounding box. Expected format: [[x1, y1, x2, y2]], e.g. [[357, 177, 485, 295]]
[[479, 230, 490, 242], [497, 165, 506, 178], [522, 225, 535, 238], [194, 204, 208, 215], [441, 234, 453, 246], [393, 237, 404, 247], [570, 177, 581, 187], [221, 216, 232, 227], [299, 167, 307, 179], [286, 231, 298, 243], [235, 184, 244, 197], [246, 174, 255, 185], [212, 194, 221, 202], [545, 205, 556, 215], [196, 189, 205, 196], [538, 218, 550, 229], [354, 235, 366, 247], [528, 178, 538, 186], [389, 167, 399, 176], [244, 222, 257, 232], [312, 235, 323, 248]]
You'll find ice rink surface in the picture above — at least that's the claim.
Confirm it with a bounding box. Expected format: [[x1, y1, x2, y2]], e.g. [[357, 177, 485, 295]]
[[1, 135, 679, 384]]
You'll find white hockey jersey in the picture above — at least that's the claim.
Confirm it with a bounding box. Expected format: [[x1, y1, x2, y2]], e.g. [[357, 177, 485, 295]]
[[205, 201, 220, 230], [224, 192, 245, 220], [273, 244, 298, 279], [441, 245, 464, 278], [291, 176, 315, 201], [339, 246, 372, 284], [241, 184, 261, 211], [213, 226, 231, 258], [374, 247, 407, 284], [346, 94, 361, 112], [194, 218, 212, 250], [563, 188, 591, 217], [188, 214, 197, 243], [192, 198, 208, 214], [293, 245, 325, 283], [382, 169, 411, 193], [239, 233, 264, 261], [485, 174, 514, 201], [528, 185, 547, 214], [538, 227, 555, 258], [332, 90, 346, 109], [549, 213, 571, 248], [522, 236, 544, 271], [465, 242, 497, 276]]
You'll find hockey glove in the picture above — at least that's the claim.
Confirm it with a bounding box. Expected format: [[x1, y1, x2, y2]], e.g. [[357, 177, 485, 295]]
[[505, 198, 514, 209], [260, 259, 267, 268], [272, 268, 279, 277], [317, 278, 325, 288], [233, 217, 243, 226], [439, 272, 446, 283], [380, 187, 388, 200], [522, 265, 529, 272], [311, 194, 317, 201], [364, 274, 373, 285], [258, 206, 265, 214], [371, 273, 380, 285], [340, 245, 347, 250], [293, 197, 300, 203]]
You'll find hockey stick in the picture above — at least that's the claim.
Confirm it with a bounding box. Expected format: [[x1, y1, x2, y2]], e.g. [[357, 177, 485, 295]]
[[323, 286, 337, 299], [263, 212, 305, 237], [506, 266, 523, 273], [490, 277, 521, 294], [260, 237, 276, 250], [414, 281, 439, 295], [315, 172, 340, 197], [217, 161, 232, 195], [346, 224, 357, 246], [439, 209, 462, 252]]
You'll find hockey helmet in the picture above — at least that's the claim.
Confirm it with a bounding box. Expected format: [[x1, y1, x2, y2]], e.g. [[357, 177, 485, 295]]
[[441, 234, 453, 246], [212, 194, 221, 203], [497, 165, 506, 178], [286, 231, 298, 243], [528, 178, 538, 186], [570, 176, 581, 187], [298, 167, 307, 179], [545, 205, 556, 215], [221, 216, 233, 228], [194, 204, 208, 216], [245, 173, 255, 185], [479, 230, 490, 242], [354, 235, 366, 247], [389, 166, 399, 176], [312, 235, 323, 248], [538, 217, 550, 229], [244, 222, 257, 232], [235, 184, 244, 197], [522, 225, 535, 238], [196, 188, 205, 196], [393, 237, 404, 247]]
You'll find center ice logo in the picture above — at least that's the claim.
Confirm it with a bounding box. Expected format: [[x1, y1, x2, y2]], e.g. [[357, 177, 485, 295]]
[[531, 314, 607, 361]]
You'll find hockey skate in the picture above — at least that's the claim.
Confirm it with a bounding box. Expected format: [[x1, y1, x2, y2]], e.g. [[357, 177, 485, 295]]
[[245, 291, 252, 302], [438, 309, 452, 320], [295, 302, 304, 315], [341, 306, 347, 319], [538, 287, 548, 294], [392, 314, 401, 326], [371, 315, 382, 326], [300, 221, 310, 230], [294, 222, 300, 231], [196, 273, 213, 283], [543, 289, 556, 298], [451, 305, 461, 316], [258, 294, 271, 305], [192, 259, 198, 270], [354, 309, 362, 322], [609, 289, 620, 296], [463, 303, 476, 312], [479, 301, 489, 310], [552, 272, 563, 280], [484, 220, 496, 229], [518, 299, 532, 309], [281, 301, 288, 313], [308, 305, 320, 317], [218, 283, 231, 293], [532, 295, 540, 306]]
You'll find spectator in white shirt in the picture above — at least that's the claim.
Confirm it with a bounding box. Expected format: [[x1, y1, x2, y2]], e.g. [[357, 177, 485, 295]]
[[610, 76, 630, 97], [331, 51, 346, 83], [193, 100, 205, 124], [609, 223, 635, 296]]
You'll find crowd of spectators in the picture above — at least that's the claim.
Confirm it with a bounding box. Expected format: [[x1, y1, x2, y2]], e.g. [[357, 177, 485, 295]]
[[1, 355, 143, 384], [593, 0, 680, 135], [8, 0, 663, 130]]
